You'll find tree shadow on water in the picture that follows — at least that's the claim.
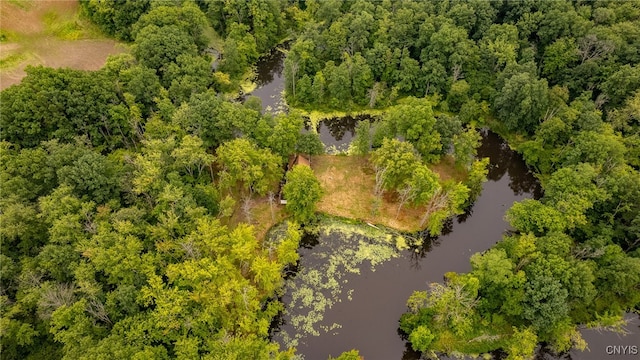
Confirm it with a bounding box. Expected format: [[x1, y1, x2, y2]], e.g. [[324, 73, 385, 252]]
[[477, 129, 542, 199], [406, 220, 452, 271]]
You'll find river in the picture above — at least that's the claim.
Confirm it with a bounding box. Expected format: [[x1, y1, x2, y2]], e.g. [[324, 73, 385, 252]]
[[250, 47, 640, 360], [250, 44, 287, 114]]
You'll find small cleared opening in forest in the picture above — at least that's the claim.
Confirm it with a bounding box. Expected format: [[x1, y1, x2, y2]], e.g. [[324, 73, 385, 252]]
[[312, 154, 466, 232]]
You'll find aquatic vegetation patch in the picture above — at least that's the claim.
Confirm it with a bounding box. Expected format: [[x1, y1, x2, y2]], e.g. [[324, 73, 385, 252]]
[[275, 218, 411, 349]]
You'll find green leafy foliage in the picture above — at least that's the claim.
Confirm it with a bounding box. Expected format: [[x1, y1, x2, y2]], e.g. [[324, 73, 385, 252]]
[[330, 349, 362, 360], [409, 325, 435, 352], [80, 0, 151, 41], [0, 67, 128, 149], [283, 165, 323, 224], [199, 0, 288, 53], [132, 25, 198, 73], [453, 127, 481, 169], [132, 3, 209, 50], [506, 199, 567, 236], [268, 112, 305, 159], [4, 1, 640, 359], [371, 138, 421, 191], [216, 138, 282, 196], [494, 72, 549, 134], [464, 157, 489, 204], [350, 120, 372, 155], [423, 182, 469, 236], [384, 98, 442, 163], [219, 23, 259, 78]]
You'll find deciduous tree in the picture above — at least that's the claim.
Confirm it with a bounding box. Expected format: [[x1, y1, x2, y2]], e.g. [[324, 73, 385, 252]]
[[282, 165, 323, 224]]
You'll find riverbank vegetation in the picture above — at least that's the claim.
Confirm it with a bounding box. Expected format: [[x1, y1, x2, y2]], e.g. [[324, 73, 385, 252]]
[[0, 2, 310, 358], [311, 96, 487, 234], [282, 0, 640, 359], [1, 1, 639, 360]]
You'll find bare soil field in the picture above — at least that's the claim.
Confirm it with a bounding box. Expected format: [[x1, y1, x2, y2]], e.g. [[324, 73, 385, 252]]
[[0, 0, 127, 90]]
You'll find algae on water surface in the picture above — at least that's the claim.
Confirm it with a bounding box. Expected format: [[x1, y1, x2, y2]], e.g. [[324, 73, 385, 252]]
[[274, 219, 418, 349]]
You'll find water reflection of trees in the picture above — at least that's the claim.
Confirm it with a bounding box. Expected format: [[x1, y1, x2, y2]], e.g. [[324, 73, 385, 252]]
[[478, 129, 542, 199], [321, 116, 358, 142], [299, 230, 320, 249], [398, 331, 421, 360], [457, 203, 475, 223], [268, 297, 287, 340], [255, 48, 285, 86], [534, 346, 571, 360], [318, 114, 378, 145], [406, 223, 450, 271]]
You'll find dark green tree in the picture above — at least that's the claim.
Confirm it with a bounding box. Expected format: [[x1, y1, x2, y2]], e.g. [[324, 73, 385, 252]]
[[494, 72, 549, 134], [132, 25, 198, 73], [283, 165, 323, 224]]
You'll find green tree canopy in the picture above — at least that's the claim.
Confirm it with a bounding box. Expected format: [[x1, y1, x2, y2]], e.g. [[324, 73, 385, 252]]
[[371, 138, 421, 191], [282, 165, 323, 224], [132, 25, 198, 73], [216, 138, 282, 196], [494, 72, 549, 134]]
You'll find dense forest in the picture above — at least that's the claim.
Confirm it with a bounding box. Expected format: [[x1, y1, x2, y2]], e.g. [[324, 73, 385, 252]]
[[1, 0, 639, 359]]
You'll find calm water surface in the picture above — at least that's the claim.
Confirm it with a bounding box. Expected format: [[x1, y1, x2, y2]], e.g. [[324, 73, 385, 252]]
[[271, 130, 546, 359], [251, 45, 286, 113], [254, 49, 639, 360], [316, 115, 375, 152]]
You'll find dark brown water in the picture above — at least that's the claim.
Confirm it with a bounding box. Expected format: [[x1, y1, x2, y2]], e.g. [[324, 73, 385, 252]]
[[570, 313, 639, 360], [270, 130, 545, 359], [250, 44, 286, 113], [268, 130, 639, 360], [314, 115, 377, 152], [254, 50, 640, 360]]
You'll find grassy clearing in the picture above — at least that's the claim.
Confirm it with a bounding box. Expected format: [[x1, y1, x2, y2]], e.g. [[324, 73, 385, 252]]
[[0, 0, 125, 89], [221, 154, 465, 240], [0, 52, 30, 70], [0, 29, 19, 42], [41, 9, 100, 40], [311, 154, 466, 233]]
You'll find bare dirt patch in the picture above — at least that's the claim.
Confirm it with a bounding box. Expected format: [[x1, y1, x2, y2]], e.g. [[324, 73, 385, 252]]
[[1, 0, 78, 34], [0, 0, 126, 90], [1, 39, 126, 89]]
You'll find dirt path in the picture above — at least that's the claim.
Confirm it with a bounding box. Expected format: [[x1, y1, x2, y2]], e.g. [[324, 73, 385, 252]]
[[0, 0, 127, 90]]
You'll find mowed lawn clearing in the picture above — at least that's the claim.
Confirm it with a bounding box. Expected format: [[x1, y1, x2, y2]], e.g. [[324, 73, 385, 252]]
[[311, 155, 466, 232], [1, 0, 127, 90]]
